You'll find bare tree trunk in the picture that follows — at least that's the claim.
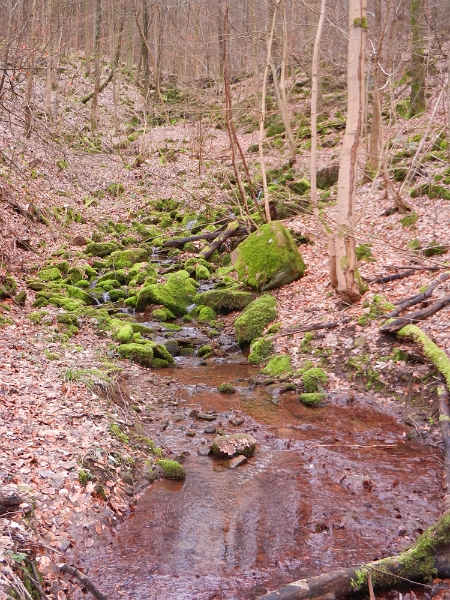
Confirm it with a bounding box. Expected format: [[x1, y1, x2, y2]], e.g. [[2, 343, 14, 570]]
[[447, 52, 450, 163], [91, 0, 102, 131], [24, 0, 37, 137], [142, 0, 150, 98], [0, 0, 14, 97], [259, 3, 278, 223], [84, 0, 92, 76], [333, 0, 367, 303], [409, 0, 426, 116]]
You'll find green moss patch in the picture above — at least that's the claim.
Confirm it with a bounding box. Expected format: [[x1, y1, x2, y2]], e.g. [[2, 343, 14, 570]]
[[156, 459, 186, 480], [136, 270, 197, 315], [86, 241, 120, 257], [194, 289, 254, 313], [301, 367, 328, 392], [299, 392, 326, 406], [261, 354, 292, 377], [234, 295, 277, 345], [118, 343, 154, 367], [234, 222, 306, 290], [248, 337, 274, 365], [107, 248, 149, 269], [358, 295, 396, 327], [217, 382, 236, 394]]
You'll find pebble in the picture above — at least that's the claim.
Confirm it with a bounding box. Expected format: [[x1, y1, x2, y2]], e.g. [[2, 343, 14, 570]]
[[204, 425, 216, 434], [186, 430, 196, 437], [196, 412, 217, 421], [197, 446, 211, 456]]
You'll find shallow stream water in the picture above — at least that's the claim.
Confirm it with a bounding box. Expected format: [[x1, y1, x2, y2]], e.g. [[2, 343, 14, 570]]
[[75, 337, 442, 600]]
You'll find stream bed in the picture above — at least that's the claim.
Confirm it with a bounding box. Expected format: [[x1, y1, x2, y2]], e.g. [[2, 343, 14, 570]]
[[74, 330, 442, 600]]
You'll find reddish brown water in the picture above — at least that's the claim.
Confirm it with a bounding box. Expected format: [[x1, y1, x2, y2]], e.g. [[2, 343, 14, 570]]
[[76, 356, 442, 600]]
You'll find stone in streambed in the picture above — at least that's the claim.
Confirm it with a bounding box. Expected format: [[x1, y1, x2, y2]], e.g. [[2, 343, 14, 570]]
[[204, 424, 216, 434], [211, 433, 257, 458], [196, 412, 217, 421], [223, 455, 248, 469]]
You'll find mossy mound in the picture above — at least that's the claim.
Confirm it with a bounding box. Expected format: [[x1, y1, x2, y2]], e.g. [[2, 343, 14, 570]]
[[248, 337, 274, 365], [410, 183, 450, 200], [234, 222, 306, 290], [86, 241, 120, 257], [107, 248, 149, 269], [118, 342, 154, 366], [127, 261, 158, 284], [194, 289, 254, 313], [302, 367, 328, 392], [136, 270, 197, 315], [156, 459, 186, 480], [234, 295, 277, 345], [37, 267, 62, 282], [217, 382, 236, 394], [288, 179, 311, 196], [299, 392, 326, 406], [196, 305, 217, 323], [198, 344, 213, 357], [0, 276, 17, 298], [195, 265, 211, 280], [261, 354, 292, 377]]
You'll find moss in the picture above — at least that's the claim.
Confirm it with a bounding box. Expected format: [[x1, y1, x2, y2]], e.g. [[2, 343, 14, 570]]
[[398, 325, 450, 388], [107, 248, 149, 269], [107, 182, 125, 196], [156, 459, 185, 480], [234, 222, 306, 291], [127, 261, 157, 282], [299, 392, 326, 406], [302, 367, 328, 392], [0, 314, 13, 327], [261, 354, 292, 377], [423, 241, 448, 257], [15, 290, 27, 305], [248, 337, 273, 365], [358, 294, 395, 326], [109, 423, 129, 444], [198, 344, 213, 357], [400, 212, 419, 228], [66, 285, 96, 305], [37, 267, 62, 282], [118, 342, 154, 367], [288, 179, 311, 195], [136, 270, 197, 315], [197, 305, 217, 323], [217, 382, 236, 393], [234, 295, 277, 345], [195, 265, 210, 280], [78, 470, 94, 486], [411, 183, 450, 200], [57, 313, 79, 327], [28, 310, 49, 324], [86, 241, 120, 257], [112, 322, 134, 343], [194, 289, 254, 313], [266, 321, 281, 334], [356, 243, 375, 262], [152, 307, 176, 321]]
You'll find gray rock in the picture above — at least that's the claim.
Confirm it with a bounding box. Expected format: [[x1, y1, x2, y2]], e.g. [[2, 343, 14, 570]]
[[196, 412, 216, 421], [204, 424, 216, 434], [164, 339, 180, 356], [223, 455, 248, 469], [211, 433, 257, 458]]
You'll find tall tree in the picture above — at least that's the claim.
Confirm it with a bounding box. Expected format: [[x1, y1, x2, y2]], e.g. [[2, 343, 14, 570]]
[[409, 0, 426, 116], [333, 0, 367, 303], [91, 0, 102, 130]]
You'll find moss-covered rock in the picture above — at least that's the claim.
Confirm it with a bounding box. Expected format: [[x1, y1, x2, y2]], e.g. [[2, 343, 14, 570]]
[[86, 241, 120, 257], [136, 270, 197, 315], [234, 295, 277, 345], [111, 321, 134, 343], [299, 392, 326, 406], [217, 382, 236, 394], [410, 183, 450, 200], [198, 344, 213, 357], [261, 354, 292, 377], [37, 267, 62, 282], [288, 179, 311, 195], [118, 342, 154, 366], [107, 248, 149, 269], [0, 276, 17, 298], [358, 294, 395, 327], [194, 289, 254, 313], [195, 265, 210, 280], [197, 305, 216, 323], [127, 261, 158, 282], [57, 313, 79, 328], [152, 307, 176, 321], [248, 337, 274, 365], [156, 459, 186, 480], [233, 222, 306, 290], [302, 367, 328, 392]]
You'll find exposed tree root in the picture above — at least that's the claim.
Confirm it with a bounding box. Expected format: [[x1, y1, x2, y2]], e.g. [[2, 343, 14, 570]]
[[59, 564, 109, 600]]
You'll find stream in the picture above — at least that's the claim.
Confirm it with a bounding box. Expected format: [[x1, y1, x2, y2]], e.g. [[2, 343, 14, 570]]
[[74, 262, 442, 599]]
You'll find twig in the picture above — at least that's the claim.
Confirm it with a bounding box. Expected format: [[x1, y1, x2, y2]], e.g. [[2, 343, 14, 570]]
[[311, 444, 396, 449], [268, 316, 352, 340], [22, 560, 49, 600], [386, 273, 450, 317], [59, 564, 109, 600], [380, 293, 450, 333], [367, 573, 375, 600]]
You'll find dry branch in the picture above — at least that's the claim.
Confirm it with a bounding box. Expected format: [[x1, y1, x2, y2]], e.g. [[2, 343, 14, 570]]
[[386, 273, 450, 318], [200, 220, 240, 260], [380, 293, 450, 333], [60, 564, 109, 600], [267, 317, 352, 340]]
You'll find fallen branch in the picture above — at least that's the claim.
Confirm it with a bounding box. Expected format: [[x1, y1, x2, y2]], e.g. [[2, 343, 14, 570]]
[[59, 564, 109, 600], [369, 270, 415, 284], [256, 513, 450, 600], [200, 220, 241, 260], [438, 384, 450, 514], [380, 293, 450, 333], [386, 273, 450, 318], [267, 317, 352, 340], [162, 231, 221, 248]]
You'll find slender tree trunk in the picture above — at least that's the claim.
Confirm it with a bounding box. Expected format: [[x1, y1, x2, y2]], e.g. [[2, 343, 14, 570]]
[[91, 0, 102, 131], [142, 0, 150, 98], [84, 0, 92, 76], [0, 0, 14, 97], [24, 0, 37, 137], [409, 0, 426, 116], [333, 0, 367, 303], [447, 52, 450, 162]]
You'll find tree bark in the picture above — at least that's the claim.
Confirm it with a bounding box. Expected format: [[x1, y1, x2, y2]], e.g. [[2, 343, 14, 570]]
[[200, 220, 240, 260], [333, 0, 367, 303], [24, 0, 38, 137], [409, 0, 426, 117], [90, 0, 102, 131]]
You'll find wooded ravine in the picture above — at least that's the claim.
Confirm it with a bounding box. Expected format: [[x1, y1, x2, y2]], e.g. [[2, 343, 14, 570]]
[[1, 0, 450, 599]]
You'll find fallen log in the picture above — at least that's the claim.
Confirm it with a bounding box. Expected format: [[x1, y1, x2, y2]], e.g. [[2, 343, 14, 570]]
[[386, 273, 450, 317], [369, 270, 415, 284], [257, 514, 450, 600], [380, 293, 450, 333], [200, 220, 240, 260], [267, 317, 352, 340], [162, 231, 221, 248], [60, 564, 109, 600], [0, 491, 24, 515], [438, 384, 450, 514]]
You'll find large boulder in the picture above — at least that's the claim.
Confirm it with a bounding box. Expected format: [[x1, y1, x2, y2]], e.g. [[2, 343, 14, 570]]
[[136, 270, 197, 315], [233, 222, 306, 290], [234, 295, 277, 345]]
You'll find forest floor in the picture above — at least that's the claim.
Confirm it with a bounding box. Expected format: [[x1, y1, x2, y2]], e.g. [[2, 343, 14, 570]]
[[0, 55, 450, 599]]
